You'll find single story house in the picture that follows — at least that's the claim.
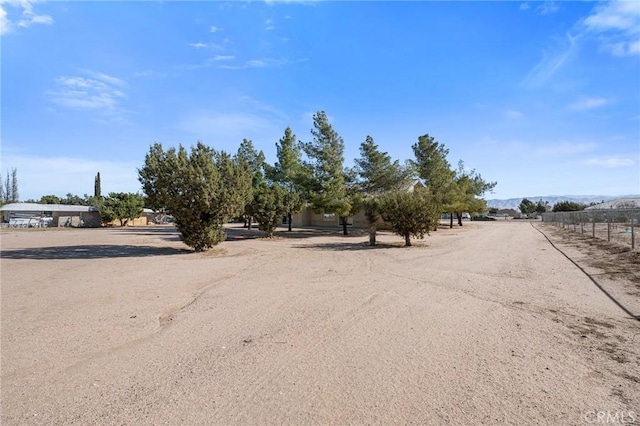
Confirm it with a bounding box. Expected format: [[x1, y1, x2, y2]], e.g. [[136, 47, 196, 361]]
[[0, 203, 101, 228]]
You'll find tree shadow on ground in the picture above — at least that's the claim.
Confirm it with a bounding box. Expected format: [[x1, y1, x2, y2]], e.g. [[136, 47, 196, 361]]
[[294, 241, 414, 251], [224, 225, 368, 241], [110, 226, 181, 242], [1, 245, 191, 260]]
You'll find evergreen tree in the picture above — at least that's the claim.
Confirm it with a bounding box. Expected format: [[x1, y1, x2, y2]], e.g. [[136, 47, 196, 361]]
[[447, 161, 496, 227], [379, 188, 438, 247], [138, 142, 252, 251], [237, 139, 266, 229], [552, 201, 586, 212], [4, 171, 12, 204], [250, 183, 290, 238], [10, 168, 18, 203], [94, 172, 102, 199], [301, 111, 351, 235], [410, 135, 455, 231], [269, 127, 306, 231], [354, 135, 412, 245], [519, 198, 537, 214]]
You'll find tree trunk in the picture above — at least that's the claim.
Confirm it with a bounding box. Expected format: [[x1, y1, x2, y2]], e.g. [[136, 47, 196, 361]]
[[449, 213, 453, 228], [287, 212, 292, 232], [243, 217, 248, 228], [248, 217, 252, 230], [368, 223, 377, 246], [457, 212, 463, 226], [340, 217, 348, 236], [404, 234, 411, 246]]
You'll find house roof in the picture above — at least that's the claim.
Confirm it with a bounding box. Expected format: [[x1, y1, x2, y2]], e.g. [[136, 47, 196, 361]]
[[0, 203, 99, 212]]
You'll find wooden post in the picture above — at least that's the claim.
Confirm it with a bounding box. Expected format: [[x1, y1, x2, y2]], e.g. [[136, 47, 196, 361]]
[[632, 218, 635, 249], [592, 216, 596, 238], [607, 219, 611, 242]]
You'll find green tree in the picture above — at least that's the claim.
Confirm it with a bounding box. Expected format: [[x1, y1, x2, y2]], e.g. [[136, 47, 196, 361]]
[[10, 168, 18, 203], [519, 198, 537, 215], [552, 201, 586, 212], [60, 193, 87, 205], [379, 188, 438, 247], [100, 192, 145, 226], [535, 199, 549, 214], [301, 111, 351, 235], [354, 135, 412, 245], [269, 127, 307, 231], [94, 172, 102, 199], [250, 183, 291, 237], [237, 139, 266, 230], [40, 195, 62, 204], [447, 161, 496, 227], [410, 134, 455, 231], [4, 171, 12, 203], [138, 142, 252, 251]]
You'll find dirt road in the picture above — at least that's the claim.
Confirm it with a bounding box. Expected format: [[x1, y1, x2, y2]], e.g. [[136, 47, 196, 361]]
[[1, 221, 638, 424]]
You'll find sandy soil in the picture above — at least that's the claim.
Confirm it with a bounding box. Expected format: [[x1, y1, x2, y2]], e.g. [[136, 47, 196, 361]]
[[1, 221, 638, 425]]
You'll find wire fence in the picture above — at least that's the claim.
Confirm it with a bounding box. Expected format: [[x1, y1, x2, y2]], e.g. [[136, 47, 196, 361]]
[[541, 209, 640, 250]]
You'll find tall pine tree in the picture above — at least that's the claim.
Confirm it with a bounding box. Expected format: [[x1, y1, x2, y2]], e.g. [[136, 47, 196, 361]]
[[301, 111, 351, 235]]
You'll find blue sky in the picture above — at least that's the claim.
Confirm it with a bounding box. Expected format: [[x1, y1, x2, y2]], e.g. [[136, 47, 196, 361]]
[[2, 0, 639, 201]]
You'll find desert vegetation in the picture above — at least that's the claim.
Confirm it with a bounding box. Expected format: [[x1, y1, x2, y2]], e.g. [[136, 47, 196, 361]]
[[139, 111, 496, 250]]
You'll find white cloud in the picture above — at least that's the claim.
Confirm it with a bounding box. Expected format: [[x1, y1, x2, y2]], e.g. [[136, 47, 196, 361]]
[[0, 0, 53, 34], [505, 109, 524, 119], [519, 3, 530, 11], [210, 25, 221, 33], [521, 32, 578, 88], [580, 0, 640, 56], [46, 70, 130, 122], [585, 156, 635, 168], [178, 111, 283, 151], [213, 55, 235, 61], [533, 142, 596, 157], [217, 57, 306, 70], [569, 97, 614, 110], [188, 42, 208, 49], [536, 1, 559, 15], [265, 18, 275, 30]]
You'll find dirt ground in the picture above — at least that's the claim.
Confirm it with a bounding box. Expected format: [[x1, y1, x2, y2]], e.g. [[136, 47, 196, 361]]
[[1, 221, 638, 425]]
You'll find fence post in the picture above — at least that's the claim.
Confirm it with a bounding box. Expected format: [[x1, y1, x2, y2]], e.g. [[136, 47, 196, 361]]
[[593, 216, 596, 238], [607, 219, 611, 242], [581, 218, 584, 234], [632, 218, 635, 250]]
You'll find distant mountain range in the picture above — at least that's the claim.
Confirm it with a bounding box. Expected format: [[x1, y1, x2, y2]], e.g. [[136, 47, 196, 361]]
[[486, 195, 640, 210]]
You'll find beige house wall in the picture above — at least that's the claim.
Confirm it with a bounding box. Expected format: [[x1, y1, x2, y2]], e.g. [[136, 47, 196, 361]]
[[291, 208, 390, 230]]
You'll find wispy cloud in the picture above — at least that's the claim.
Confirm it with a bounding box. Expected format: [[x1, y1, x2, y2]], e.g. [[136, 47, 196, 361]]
[[521, 32, 578, 89], [188, 42, 208, 49], [585, 156, 635, 168], [0, 0, 53, 35], [265, 18, 275, 30], [210, 25, 222, 33], [536, 1, 559, 16], [519, 3, 530, 11], [505, 109, 524, 119], [46, 70, 130, 123], [580, 0, 640, 56], [533, 142, 596, 157], [569, 97, 615, 110], [213, 55, 235, 61], [217, 57, 306, 70]]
